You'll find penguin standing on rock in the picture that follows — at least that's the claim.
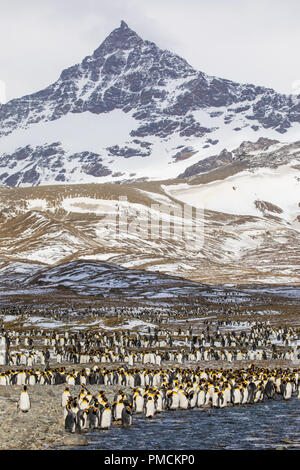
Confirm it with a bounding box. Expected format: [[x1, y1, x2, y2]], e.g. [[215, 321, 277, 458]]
[[18, 386, 31, 413], [65, 406, 77, 433]]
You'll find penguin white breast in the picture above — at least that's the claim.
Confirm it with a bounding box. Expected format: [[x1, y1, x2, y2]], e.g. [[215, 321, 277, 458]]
[[135, 396, 144, 413], [171, 393, 179, 409], [145, 401, 155, 417], [101, 409, 112, 428], [62, 393, 70, 407], [179, 393, 188, 409], [19, 392, 30, 411], [115, 404, 124, 419], [156, 396, 163, 411]]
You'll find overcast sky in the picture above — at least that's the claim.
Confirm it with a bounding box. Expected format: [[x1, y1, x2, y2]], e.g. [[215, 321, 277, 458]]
[[0, 0, 300, 102]]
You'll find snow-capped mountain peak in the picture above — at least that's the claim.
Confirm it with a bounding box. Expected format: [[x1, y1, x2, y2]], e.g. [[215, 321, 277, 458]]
[[0, 22, 300, 186]]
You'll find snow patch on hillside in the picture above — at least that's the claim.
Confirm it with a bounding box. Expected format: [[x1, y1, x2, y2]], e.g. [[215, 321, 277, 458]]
[[163, 164, 300, 223]]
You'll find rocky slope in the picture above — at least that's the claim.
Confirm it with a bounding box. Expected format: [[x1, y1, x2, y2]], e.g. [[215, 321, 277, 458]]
[[178, 138, 300, 178], [0, 167, 299, 289]]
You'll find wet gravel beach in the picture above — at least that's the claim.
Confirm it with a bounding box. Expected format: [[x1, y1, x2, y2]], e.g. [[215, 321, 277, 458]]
[[0, 382, 132, 450]]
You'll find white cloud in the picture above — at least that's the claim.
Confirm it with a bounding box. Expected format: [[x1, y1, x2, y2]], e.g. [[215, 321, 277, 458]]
[[0, 80, 6, 104], [291, 80, 300, 95]]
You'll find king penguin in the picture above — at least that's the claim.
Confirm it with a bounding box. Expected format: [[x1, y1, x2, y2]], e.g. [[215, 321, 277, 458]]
[[133, 390, 144, 413], [112, 400, 125, 422], [65, 405, 77, 433], [100, 403, 112, 429], [122, 404, 133, 427], [144, 395, 156, 418], [61, 387, 71, 407], [18, 385, 31, 413]]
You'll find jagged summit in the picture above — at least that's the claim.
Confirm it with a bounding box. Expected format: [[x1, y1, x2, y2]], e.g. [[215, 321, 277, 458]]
[[92, 20, 143, 58], [120, 20, 129, 29]]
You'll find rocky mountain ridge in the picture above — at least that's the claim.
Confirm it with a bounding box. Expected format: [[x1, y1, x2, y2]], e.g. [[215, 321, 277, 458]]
[[179, 138, 300, 179]]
